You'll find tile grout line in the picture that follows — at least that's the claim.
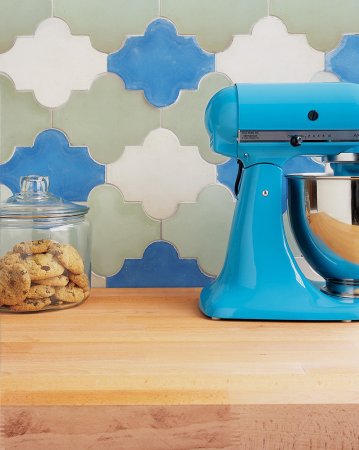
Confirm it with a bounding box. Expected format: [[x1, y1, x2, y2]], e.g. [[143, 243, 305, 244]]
[[267, 0, 271, 16], [50, 109, 53, 128], [159, 0, 161, 17], [51, 0, 54, 17]]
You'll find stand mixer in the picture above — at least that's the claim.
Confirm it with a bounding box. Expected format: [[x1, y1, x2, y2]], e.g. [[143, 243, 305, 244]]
[[200, 82, 359, 320]]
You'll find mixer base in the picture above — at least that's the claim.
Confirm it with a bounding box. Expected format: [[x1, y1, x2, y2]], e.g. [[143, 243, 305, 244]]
[[200, 280, 359, 321]]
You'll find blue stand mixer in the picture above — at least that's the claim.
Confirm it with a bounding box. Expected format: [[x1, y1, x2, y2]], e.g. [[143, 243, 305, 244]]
[[200, 82, 359, 320]]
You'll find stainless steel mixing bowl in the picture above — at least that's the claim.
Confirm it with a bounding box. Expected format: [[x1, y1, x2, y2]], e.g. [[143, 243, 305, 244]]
[[287, 174, 359, 298]]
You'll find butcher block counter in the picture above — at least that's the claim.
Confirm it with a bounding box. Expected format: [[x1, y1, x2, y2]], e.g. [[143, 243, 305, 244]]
[[2, 288, 359, 449]]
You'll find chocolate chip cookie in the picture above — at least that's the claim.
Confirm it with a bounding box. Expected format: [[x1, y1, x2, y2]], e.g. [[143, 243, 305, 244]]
[[13, 239, 52, 255], [53, 282, 85, 303], [0, 251, 24, 268], [0, 263, 31, 305], [68, 272, 89, 290], [27, 284, 55, 299], [34, 274, 69, 287], [0, 238, 90, 312], [49, 243, 84, 274], [10, 298, 51, 312], [24, 253, 64, 281]]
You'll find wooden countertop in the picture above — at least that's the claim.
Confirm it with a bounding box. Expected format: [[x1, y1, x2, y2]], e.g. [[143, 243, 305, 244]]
[[2, 287, 359, 407], [2, 288, 359, 449]]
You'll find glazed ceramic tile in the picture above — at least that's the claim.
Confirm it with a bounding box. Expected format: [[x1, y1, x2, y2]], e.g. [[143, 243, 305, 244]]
[[216, 159, 240, 196], [162, 74, 231, 164], [107, 128, 216, 220], [0, 75, 50, 163], [107, 241, 214, 287], [108, 19, 214, 108], [326, 36, 359, 83], [271, 0, 359, 51], [0, 18, 107, 108], [0, 129, 105, 201], [54, 0, 159, 53], [53, 74, 160, 164], [161, 0, 267, 53], [87, 184, 160, 276], [310, 71, 339, 82], [162, 185, 235, 276], [0, 0, 51, 53], [0, 184, 12, 201], [216, 17, 324, 83], [1, 0, 353, 290], [91, 273, 106, 288]]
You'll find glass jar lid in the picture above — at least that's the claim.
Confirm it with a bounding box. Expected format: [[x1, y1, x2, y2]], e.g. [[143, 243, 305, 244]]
[[0, 175, 89, 219]]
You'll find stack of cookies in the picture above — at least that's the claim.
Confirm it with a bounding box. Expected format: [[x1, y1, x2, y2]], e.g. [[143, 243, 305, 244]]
[[0, 239, 89, 312]]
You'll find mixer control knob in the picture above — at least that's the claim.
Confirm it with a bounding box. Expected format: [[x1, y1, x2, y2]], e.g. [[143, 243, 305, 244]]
[[290, 135, 303, 147]]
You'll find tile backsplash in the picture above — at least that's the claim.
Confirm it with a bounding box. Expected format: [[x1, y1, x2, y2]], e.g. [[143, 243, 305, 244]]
[[0, 0, 355, 287]]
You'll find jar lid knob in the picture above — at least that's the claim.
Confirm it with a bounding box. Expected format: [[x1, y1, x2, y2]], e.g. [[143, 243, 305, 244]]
[[20, 175, 49, 194], [0, 175, 89, 218]]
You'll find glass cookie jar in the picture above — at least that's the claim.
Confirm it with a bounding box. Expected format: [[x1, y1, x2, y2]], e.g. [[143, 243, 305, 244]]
[[0, 175, 91, 313]]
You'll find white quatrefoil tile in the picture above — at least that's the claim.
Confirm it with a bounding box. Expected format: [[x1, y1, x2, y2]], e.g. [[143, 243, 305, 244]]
[[91, 273, 106, 288], [107, 128, 216, 220], [310, 71, 339, 82], [0, 18, 107, 107], [216, 16, 324, 83], [0, 184, 12, 202]]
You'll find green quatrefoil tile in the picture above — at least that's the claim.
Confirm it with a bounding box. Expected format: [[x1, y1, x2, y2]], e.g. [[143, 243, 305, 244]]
[[87, 184, 160, 276], [162, 185, 236, 276], [0, 75, 51, 163], [271, 0, 359, 51], [0, 0, 51, 53], [53, 74, 160, 164], [162, 74, 232, 164], [54, 0, 159, 53], [161, 0, 267, 53]]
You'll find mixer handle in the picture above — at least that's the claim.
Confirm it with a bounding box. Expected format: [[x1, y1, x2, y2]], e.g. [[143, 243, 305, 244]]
[[234, 159, 244, 197]]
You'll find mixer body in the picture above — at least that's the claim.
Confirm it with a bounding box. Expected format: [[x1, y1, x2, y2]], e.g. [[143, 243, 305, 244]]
[[200, 82, 359, 320]]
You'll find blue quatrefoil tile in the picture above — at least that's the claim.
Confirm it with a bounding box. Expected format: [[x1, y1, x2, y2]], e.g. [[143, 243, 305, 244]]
[[217, 156, 324, 212], [107, 241, 215, 287], [217, 158, 240, 195], [326, 35, 359, 83], [0, 129, 105, 201], [108, 18, 215, 107]]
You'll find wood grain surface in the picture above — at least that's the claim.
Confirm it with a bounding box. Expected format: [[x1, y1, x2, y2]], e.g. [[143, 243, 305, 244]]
[[2, 288, 359, 449], [3, 405, 359, 450]]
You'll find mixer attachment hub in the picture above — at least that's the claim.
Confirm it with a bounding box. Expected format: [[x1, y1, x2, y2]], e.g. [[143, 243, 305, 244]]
[[322, 279, 359, 299]]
